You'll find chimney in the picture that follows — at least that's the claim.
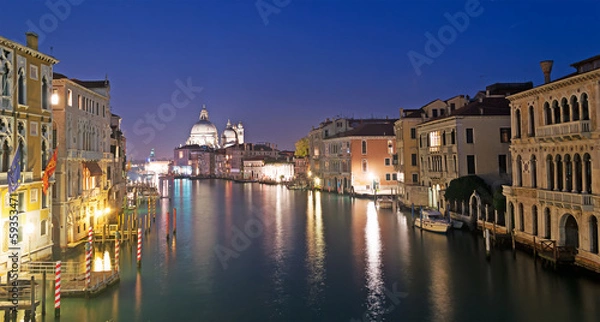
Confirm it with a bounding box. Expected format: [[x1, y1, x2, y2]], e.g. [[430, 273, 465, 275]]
[[26, 32, 39, 50], [540, 60, 554, 84]]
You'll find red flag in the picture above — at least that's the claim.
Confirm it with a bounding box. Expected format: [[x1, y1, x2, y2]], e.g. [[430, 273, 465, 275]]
[[42, 148, 58, 194]]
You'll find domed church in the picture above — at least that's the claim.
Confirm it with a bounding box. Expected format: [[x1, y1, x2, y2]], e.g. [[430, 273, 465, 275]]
[[185, 105, 244, 149]]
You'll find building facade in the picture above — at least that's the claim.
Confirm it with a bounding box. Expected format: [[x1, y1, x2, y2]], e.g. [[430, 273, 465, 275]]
[[51, 72, 114, 248], [0, 33, 58, 263], [504, 57, 600, 271]]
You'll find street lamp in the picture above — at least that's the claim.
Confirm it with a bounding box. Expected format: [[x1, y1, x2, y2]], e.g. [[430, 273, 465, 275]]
[[25, 222, 34, 261]]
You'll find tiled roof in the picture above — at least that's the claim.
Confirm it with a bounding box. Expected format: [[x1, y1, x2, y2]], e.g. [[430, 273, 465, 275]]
[[327, 121, 397, 138], [52, 72, 109, 88], [420, 97, 510, 125]]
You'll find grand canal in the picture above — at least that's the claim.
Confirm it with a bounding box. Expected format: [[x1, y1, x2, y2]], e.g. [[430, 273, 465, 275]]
[[45, 179, 599, 321]]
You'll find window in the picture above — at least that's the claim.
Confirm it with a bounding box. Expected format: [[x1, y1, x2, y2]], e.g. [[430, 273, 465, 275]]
[[411, 154, 417, 166], [412, 173, 418, 183], [450, 103, 456, 112], [18, 68, 26, 105], [30, 189, 38, 203], [386, 173, 391, 181], [40, 219, 47, 236], [385, 158, 390, 166], [467, 155, 475, 174], [499, 155, 507, 174], [41, 78, 49, 109], [18, 192, 25, 213], [500, 128, 511, 143], [78, 95, 82, 109], [362, 159, 367, 172], [410, 128, 416, 139], [392, 153, 398, 165], [466, 128, 474, 143], [361, 140, 367, 154], [65, 89, 72, 106], [432, 109, 438, 118], [392, 173, 397, 181], [440, 109, 445, 116], [451, 130, 455, 144], [324, 130, 329, 137]]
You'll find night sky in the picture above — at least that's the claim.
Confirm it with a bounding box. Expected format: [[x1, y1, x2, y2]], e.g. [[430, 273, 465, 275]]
[[1, 0, 599, 160]]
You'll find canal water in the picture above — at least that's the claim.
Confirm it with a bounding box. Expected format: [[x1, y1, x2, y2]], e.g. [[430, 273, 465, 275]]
[[44, 179, 599, 321]]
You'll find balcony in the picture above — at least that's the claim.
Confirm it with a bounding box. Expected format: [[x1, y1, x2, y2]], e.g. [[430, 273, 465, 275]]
[[535, 120, 591, 141], [537, 190, 593, 211], [67, 149, 103, 160]]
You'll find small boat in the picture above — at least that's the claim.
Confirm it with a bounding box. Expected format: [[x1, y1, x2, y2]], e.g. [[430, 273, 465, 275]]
[[376, 196, 394, 209], [414, 209, 451, 233], [451, 220, 464, 229]]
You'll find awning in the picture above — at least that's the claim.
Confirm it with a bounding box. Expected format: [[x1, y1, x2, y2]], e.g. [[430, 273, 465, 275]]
[[84, 161, 103, 176]]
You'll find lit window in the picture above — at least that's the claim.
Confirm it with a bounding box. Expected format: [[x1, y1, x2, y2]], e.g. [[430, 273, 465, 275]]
[[67, 89, 73, 106]]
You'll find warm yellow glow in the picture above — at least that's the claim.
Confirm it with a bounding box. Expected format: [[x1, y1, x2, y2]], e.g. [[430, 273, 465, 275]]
[[25, 223, 35, 235], [103, 251, 111, 271], [93, 257, 103, 272], [104, 207, 111, 215], [307, 170, 312, 177], [51, 93, 59, 105], [314, 177, 321, 186], [369, 172, 375, 181]]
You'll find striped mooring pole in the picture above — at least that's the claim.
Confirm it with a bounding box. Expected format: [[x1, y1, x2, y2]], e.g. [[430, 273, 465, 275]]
[[85, 242, 92, 289], [88, 225, 93, 244], [54, 261, 61, 317], [137, 228, 142, 268], [115, 232, 120, 273]]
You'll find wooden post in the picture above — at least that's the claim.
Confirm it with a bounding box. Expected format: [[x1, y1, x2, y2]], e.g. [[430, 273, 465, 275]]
[[484, 205, 489, 238], [28, 275, 35, 319], [137, 228, 142, 268], [411, 203, 415, 227], [42, 271, 46, 316], [533, 236, 537, 260], [173, 207, 177, 235], [419, 207, 423, 231], [485, 229, 491, 260]]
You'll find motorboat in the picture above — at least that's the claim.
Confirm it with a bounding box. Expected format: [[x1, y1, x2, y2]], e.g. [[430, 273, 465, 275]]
[[376, 196, 394, 209], [414, 208, 451, 233]]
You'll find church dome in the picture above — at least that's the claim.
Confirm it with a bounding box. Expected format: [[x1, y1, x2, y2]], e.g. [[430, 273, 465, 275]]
[[187, 105, 219, 148]]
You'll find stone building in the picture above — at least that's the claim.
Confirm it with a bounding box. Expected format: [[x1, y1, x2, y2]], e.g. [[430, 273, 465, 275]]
[[0, 32, 58, 262], [504, 57, 600, 271], [51, 72, 116, 248]]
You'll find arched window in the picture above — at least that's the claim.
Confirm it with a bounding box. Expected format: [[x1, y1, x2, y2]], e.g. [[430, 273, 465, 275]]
[[515, 109, 522, 138], [1, 140, 9, 172], [518, 203, 524, 231], [581, 93, 589, 120], [442, 131, 446, 145], [361, 140, 367, 154], [546, 154, 554, 190], [1, 63, 9, 97], [17, 68, 25, 105], [565, 154, 572, 192], [362, 159, 367, 172], [532, 205, 538, 236], [544, 102, 552, 125], [556, 155, 563, 191], [574, 154, 582, 193], [515, 155, 522, 186], [41, 78, 49, 110], [571, 95, 580, 121], [528, 106, 535, 137], [544, 208, 551, 239], [531, 155, 537, 188], [584, 153, 592, 194], [552, 100, 560, 124], [451, 130, 455, 144], [561, 97, 570, 123]]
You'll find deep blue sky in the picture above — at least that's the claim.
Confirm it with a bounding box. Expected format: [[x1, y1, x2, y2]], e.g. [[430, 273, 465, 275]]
[[2, 0, 599, 159]]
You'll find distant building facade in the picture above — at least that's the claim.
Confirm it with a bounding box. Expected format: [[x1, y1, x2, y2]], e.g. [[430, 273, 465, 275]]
[[52, 72, 115, 248]]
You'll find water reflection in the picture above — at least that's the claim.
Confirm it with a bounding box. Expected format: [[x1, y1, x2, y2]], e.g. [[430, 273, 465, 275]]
[[364, 202, 385, 320], [306, 191, 326, 309], [270, 185, 287, 317], [426, 234, 453, 321]]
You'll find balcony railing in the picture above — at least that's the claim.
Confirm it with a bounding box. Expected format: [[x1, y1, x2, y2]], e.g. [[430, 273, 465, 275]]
[[535, 120, 591, 140], [67, 149, 103, 160], [537, 190, 593, 211]]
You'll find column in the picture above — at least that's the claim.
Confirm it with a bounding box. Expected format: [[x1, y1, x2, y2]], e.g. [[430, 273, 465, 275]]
[[554, 159, 560, 191], [572, 161, 579, 193]]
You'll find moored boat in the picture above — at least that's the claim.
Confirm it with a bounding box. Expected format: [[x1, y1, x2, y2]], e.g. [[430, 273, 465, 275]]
[[376, 196, 394, 209], [414, 209, 451, 233]]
